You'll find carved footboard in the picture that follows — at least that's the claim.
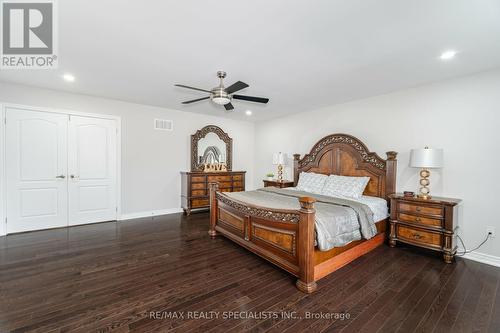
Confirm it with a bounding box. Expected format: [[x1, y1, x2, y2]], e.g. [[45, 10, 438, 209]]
[[209, 182, 317, 293]]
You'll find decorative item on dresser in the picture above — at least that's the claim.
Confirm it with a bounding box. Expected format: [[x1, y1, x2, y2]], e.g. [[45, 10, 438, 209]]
[[181, 124, 245, 215], [262, 179, 295, 188], [209, 133, 397, 293], [181, 171, 245, 215], [389, 193, 461, 263], [191, 125, 232, 172]]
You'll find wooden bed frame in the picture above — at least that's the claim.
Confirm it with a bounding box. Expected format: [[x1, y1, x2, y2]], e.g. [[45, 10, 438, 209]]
[[209, 134, 397, 293]]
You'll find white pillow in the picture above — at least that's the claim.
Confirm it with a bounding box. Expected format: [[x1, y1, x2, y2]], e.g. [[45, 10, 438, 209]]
[[296, 172, 328, 194], [321, 175, 370, 199]]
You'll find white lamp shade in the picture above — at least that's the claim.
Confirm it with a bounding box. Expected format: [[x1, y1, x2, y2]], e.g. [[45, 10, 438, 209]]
[[272, 152, 286, 165], [409, 148, 443, 168]]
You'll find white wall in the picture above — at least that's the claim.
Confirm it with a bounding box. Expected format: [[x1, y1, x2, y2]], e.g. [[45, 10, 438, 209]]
[[0, 81, 255, 233], [254, 69, 500, 260]]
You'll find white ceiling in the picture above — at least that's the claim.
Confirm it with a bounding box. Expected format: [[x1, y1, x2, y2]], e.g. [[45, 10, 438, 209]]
[[1, 0, 500, 121]]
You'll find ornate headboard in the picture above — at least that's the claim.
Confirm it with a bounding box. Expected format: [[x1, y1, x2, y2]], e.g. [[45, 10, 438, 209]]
[[293, 134, 397, 199]]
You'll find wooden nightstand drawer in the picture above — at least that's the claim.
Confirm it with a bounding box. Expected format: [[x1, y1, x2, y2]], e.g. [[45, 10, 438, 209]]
[[398, 213, 442, 228], [397, 225, 441, 247], [233, 181, 243, 187], [389, 194, 461, 264], [398, 202, 443, 217], [233, 175, 243, 181], [263, 180, 295, 188]]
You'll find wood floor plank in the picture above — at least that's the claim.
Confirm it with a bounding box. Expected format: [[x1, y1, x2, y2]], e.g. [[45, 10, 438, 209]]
[[488, 274, 500, 333], [432, 259, 478, 333]]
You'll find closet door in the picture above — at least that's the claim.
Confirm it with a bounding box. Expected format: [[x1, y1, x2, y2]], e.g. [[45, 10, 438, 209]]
[[68, 116, 117, 225], [5, 109, 69, 233]]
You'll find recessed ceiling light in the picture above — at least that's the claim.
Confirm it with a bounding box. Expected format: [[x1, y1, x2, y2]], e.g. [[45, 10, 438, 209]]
[[439, 50, 457, 61], [63, 74, 75, 82], [245, 110, 252, 116]]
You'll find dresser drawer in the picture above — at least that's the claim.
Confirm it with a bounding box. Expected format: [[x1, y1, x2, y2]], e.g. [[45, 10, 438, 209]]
[[399, 213, 442, 228], [191, 199, 209, 208], [397, 225, 441, 247], [191, 176, 206, 183], [232, 174, 243, 181], [233, 181, 243, 187], [207, 175, 232, 182], [215, 181, 232, 188], [191, 189, 206, 196], [191, 183, 206, 190], [233, 187, 244, 192], [398, 202, 443, 217]]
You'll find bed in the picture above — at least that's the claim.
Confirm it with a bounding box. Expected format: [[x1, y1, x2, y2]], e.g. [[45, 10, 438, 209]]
[[208, 134, 397, 293]]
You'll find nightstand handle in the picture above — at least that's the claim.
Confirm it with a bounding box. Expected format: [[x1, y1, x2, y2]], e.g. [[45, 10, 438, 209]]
[[416, 207, 421, 212], [415, 217, 422, 222], [412, 233, 423, 240]]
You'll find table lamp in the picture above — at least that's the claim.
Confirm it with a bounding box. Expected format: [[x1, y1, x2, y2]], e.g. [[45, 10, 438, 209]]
[[409, 147, 443, 199], [272, 152, 286, 181]]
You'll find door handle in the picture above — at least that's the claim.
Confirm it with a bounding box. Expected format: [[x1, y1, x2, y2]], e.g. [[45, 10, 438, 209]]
[[70, 175, 79, 179], [56, 175, 66, 179]]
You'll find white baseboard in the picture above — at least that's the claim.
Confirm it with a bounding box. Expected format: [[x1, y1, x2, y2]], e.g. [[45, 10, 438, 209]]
[[119, 208, 183, 221], [462, 251, 500, 268]]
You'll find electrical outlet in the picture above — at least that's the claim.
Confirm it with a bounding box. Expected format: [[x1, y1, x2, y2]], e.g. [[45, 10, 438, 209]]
[[487, 226, 496, 238]]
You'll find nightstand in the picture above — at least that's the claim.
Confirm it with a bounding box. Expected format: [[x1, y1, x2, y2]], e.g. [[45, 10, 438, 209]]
[[388, 194, 461, 263], [263, 179, 295, 188]]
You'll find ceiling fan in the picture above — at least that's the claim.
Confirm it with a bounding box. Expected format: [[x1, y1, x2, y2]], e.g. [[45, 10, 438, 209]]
[[175, 71, 269, 111]]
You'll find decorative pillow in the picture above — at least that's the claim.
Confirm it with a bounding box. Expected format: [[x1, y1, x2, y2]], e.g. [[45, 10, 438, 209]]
[[296, 172, 328, 194], [321, 175, 370, 199]]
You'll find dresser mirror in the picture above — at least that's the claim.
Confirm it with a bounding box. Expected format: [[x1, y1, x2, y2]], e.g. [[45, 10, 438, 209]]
[[191, 125, 232, 171]]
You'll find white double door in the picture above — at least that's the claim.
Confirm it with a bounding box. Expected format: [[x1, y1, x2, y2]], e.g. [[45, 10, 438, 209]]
[[5, 108, 118, 233]]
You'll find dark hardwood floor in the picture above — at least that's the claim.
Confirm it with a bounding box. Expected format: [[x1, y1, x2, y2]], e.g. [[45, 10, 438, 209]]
[[0, 213, 499, 333]]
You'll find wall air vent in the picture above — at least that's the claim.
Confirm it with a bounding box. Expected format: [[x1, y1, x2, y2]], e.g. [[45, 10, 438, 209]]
[[154, 119, 173, 131]]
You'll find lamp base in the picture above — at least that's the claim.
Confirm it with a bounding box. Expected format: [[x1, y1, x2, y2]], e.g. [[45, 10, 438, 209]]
[[418, 168, 431, 199], [277, 164, 284, 181]]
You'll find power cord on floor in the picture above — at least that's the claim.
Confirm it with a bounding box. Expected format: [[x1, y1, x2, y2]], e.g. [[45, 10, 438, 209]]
[[455, 232, 491, 256]]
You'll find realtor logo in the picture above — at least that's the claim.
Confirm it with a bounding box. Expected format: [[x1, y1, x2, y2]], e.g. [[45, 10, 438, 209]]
[[1, 0, 58, 69]]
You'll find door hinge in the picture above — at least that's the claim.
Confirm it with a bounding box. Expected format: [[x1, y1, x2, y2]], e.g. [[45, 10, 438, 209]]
[[116, 207, 118, 213], [4, 117, 6, 125]]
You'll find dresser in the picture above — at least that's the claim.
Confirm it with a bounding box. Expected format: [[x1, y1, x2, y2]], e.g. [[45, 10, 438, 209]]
[[181, 171, 246, 215], [388, 194, 461, 263]]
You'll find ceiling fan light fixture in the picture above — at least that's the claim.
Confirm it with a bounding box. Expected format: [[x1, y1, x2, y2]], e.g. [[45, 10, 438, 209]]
[[212, 96, 231, 105]]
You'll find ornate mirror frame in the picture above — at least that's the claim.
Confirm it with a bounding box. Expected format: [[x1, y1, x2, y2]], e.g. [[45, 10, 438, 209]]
[[191, 125, 233, 171]]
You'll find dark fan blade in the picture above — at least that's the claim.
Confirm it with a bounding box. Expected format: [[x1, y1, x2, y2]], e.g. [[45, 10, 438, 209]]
[[224, 103, 234, 111], [225, 81, 249, 94], [182, 96, 210, 104], [174, 84, 211, 93], [232, 95, 269, 104]]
